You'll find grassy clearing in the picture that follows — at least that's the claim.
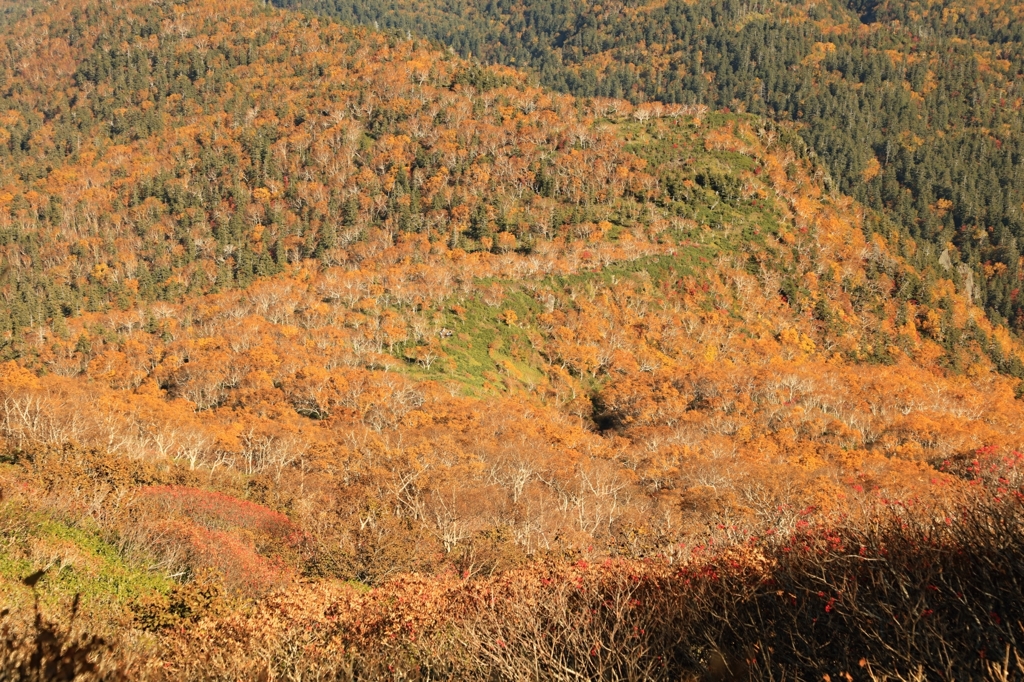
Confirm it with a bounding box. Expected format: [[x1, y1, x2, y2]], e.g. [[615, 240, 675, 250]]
[[0, 503, 169, 612], [390, 115, 794, 392]]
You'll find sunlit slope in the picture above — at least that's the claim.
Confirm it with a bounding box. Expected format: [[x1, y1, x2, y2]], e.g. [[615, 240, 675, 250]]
[[281, 0, 1024, 335], [0, 0, 1018, 578], [0, 0, 662, 356], [0, 0, 1023, 677]]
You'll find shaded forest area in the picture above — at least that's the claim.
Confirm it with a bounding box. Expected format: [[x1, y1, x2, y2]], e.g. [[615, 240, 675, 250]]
[[8, 495, 1024, 680]]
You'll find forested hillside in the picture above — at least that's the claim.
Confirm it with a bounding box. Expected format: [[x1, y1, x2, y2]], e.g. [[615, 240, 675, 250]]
[[280, 0, 1024, 334], [0, 0, 1023, 679], [0, 0, 657, 352]]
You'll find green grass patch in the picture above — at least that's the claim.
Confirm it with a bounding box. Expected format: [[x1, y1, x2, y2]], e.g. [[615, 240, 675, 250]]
[[390, 115, 798, 391], [393, 247, 720, 392], [395, 286, 548, 393], [0, 503, 170, 610]]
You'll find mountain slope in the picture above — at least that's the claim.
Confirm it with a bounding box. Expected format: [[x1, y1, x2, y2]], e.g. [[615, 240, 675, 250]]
[[280, 0, 1024, 334], [0, 0, 663, 353], [0, 0, 1023, 678]]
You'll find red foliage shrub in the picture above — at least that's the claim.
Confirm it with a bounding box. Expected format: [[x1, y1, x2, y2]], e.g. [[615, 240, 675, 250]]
[[134, 487, 299, 594], [938, 446, 1024, 497], [146, 520, 292, 595], [137, 487, 297, 541]]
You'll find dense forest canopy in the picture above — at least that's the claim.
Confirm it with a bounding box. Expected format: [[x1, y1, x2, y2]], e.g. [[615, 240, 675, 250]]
[[0, 0, 670, 356], [279, 0, 1024, 333]]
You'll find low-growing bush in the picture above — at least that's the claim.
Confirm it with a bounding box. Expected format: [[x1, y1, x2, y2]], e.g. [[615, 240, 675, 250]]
[[147, 498, 1024, 680]]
